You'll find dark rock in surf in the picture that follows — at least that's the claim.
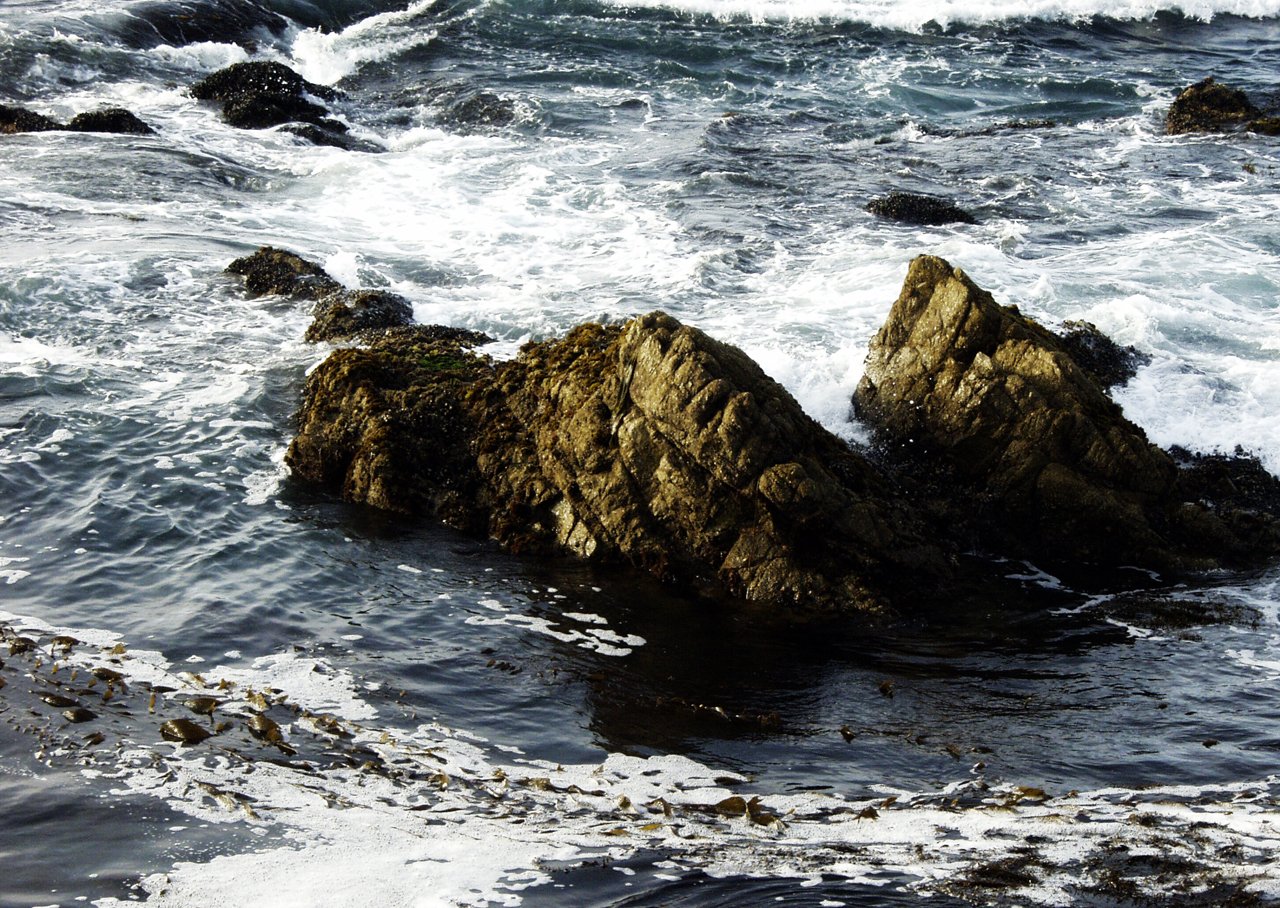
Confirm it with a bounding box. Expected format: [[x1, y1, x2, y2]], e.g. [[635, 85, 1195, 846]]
[[866, 192, 977, 226], [1247, 116, 1280, 136], [226, 246, 342, 300], [225, 247, 415, 342], [306, 290, 416, 343], [1052, 320, 1150, 391], [67, 108, 155, 135], [191, 62, 344, 137], [0, 104, 61, 134], [853, 255, 1280, 575], [438, 91, 517, 131], [1165, 78, 1260, 135], [112, 0, 289, 50], [286, 309, 953, 615], [281, 123, 380, 152]]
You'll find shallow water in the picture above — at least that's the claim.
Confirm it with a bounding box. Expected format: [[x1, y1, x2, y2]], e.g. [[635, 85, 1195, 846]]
[[2, 0, 1280, 905]]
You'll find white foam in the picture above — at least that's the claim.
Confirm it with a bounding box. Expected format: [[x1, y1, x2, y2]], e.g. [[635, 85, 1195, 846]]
[[599, 0, 1280, 29], [288, 0, 444, 86], [10, 602, 1273, 907]]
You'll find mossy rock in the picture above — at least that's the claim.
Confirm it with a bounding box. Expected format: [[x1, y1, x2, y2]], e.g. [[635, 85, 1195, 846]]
[[1166, 78, 1260, 135]]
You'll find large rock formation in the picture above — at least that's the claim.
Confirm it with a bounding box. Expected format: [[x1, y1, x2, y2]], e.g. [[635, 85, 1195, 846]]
[[276, 273, 955, 614], [854, 255, 1280, 574], [233, 246, 1279, 614]]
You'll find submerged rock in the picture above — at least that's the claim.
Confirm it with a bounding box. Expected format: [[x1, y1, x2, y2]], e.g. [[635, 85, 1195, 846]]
[[438, 90, 517, 131], [191, 62, 346, 140], [66, 108, 155, 135], [1165, 77, 1261, 135], [0, 103, 60, 134], [866, 192, 977, 226], [854, 255, 1280, 574]]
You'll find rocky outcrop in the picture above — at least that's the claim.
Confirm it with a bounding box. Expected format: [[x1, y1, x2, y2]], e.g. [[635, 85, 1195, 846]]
[[1165, 77, 1278, 136], [253, 247, 1278, 614], [67, 108, 155, 135], [287, 326, 495, 522], [2, 104, 153, 135], [1, 104, 62, 133], [854, 255, 1280, 574], [282, 287, 954, 615], [191, 62, 349, 144], [866, 192, 977, 226]]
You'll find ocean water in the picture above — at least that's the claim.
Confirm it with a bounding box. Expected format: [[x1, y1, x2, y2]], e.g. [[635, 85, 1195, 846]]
[[2, 0, 1280, 905]]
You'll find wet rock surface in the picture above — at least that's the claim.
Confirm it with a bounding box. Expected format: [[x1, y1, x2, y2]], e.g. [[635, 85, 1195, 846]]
[[249, 247, 1279, 612], [1052, 320, 1151, 390], [305, 290, 416, 343], [1, 103, 62, 133], [2, 103, 155, 135], [1165, 77, 1271, 136], [191, 62, 347, 141], [226, 246, 342, 300], [66, 108, 155, 135], [866, 192, 978, 226], [854, 255, 1280, 575]]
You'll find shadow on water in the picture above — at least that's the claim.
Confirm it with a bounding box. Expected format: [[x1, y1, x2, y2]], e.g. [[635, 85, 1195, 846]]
[[306, 496, 1279, 795]]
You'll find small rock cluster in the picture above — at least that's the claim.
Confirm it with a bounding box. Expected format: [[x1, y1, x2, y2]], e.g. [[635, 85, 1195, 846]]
[[0, 103, 154, 135]]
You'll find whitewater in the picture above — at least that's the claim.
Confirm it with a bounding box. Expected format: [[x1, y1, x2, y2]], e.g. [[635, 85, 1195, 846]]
[[2, 0, 1279, 905]]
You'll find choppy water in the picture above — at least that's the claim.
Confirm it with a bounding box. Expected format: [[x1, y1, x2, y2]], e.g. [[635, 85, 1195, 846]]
[[3, 0, 1280, 905]]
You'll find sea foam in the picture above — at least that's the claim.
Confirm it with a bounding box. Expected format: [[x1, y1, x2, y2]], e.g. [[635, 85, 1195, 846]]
[[599, 0, 1280, 29]]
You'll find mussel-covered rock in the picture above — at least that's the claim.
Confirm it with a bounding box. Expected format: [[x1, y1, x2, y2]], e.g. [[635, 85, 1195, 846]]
[[0, 104, 60, 134], [1165, 77, 1263, 135], [866, 192, 977, 226], [1052, 320, 1151, 391], [160, 718, 214, 744], [854, 255, 1280, 575], [191, 62, 343, 137], [306, 290, 415, 343], [226, 246, 342, 300], [66, 108, 155, 135]]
